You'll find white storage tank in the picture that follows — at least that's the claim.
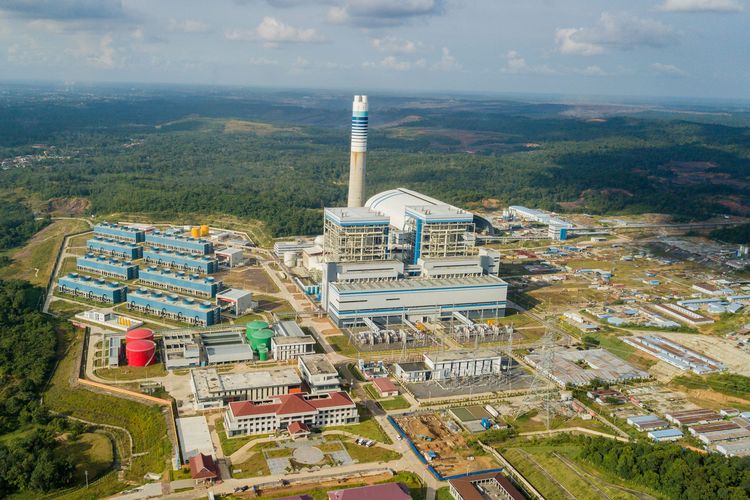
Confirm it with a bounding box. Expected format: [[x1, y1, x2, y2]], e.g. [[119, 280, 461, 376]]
[[283, 251, 297, 268]]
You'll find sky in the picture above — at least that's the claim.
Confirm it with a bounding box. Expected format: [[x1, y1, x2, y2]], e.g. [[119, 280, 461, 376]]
[[0, 0, 748, 99]]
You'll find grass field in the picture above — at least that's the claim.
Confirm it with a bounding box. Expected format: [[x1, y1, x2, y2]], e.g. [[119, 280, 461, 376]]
[[501, 441, 655, 500], [215, 419, 273, 457], [0, 219, 89, 286], [48, 300, 88, 319], [362, 384, 411, 411], [326, 335, 359, 357], [57, 432, 115, 483], [44, 327, 172, 483], [510, 410, 613, 435], [320, 405, 392, 444], [596, 334, 657, 372], [95, 363, 167, 381]]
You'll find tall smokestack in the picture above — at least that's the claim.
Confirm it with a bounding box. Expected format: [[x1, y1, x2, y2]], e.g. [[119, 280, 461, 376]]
[[347, 95, 368, 207]]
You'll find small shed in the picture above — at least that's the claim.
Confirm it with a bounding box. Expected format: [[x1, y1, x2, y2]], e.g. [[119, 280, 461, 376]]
[[372, 377, 399, 398]]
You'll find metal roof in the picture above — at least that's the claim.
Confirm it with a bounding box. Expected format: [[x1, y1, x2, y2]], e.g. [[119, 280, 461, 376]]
[[332, 275, 507, 293], [365, 187, 451, 230]]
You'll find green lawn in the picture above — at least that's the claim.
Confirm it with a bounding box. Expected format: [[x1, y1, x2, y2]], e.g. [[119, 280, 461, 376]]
[[57, 432, 115, 483], [44, 328, 172, 483], [377, 396, 411, 411], [436, 486, 453, 500], [320, 405, 392, 444], [326, 336, 359, 357], [48, 300, 88, 319], [95, 364, 167, 381], [215, 419, 273, 456], [342, 441, 401, 464]]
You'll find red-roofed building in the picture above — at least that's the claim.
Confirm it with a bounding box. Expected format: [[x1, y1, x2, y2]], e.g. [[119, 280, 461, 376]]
[[288, 421, 311, 439], [328, 482, 412, 500], [372, 377, 399, 398], [188, 453, 219, 482], [448, 472, 524, 500], [224, 391, 358, 437]]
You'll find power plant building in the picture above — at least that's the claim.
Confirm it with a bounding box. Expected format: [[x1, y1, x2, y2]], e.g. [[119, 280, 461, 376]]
[[93, 222, 145, 244], [139, 266, 222, 298], [145, 230, 214, 255], [77, 254, 139, 280], [87, 237, 143, 260], [323, 207, 390, 262], [126, 287, 221, 326], [404, 205, 475, 264], [57, 273, 127, 304], [326, 275, 508, 327], [143, 249, 219, 274]]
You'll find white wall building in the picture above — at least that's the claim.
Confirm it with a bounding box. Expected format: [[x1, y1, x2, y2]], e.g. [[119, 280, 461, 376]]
[[298, 354, 341, 393], [223, 391, 358, 437]]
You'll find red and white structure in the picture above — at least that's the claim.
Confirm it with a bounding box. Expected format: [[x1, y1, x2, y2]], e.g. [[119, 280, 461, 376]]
[[223, 391, 358, 437]]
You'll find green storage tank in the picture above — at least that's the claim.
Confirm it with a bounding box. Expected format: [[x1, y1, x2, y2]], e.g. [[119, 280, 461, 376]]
[[257, 344, 269, 361], [245, 320, 270, 342], [250, 328, 274, 352]]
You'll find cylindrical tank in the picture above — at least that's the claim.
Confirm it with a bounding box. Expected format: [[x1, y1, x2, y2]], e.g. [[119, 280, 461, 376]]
[[126, 328, 154, 344], [126, 339, 156, 366], [250, 329, 274, 352], [257, 344, 269, 361], [200, 225, 209, 236], [191, 227, 200, 238], [283, 251, 297, 268], [314, 235, 325, 247]]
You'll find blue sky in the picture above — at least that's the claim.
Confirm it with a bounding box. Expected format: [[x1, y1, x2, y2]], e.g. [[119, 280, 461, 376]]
[[0, 0, 748, 99]]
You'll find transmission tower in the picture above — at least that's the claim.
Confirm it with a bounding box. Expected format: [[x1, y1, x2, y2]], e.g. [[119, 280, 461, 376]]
[[513, 327, 558, 430]]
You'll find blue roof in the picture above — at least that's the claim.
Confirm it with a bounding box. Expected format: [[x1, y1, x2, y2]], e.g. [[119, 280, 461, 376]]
[[649, 429, 682, 438]]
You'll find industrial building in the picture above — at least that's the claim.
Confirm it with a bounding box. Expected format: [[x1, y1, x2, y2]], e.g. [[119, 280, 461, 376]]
[[507, 206, 574, 241], [626, 415, 669, 432], [665, 408, 722, 427], [448, 471, 524, 500], [326, 275, 507, 327], [176, 416, 215, 462], [145, 230, 214, 255], [107, 335, 122, 367], [329, 483, 412, 500], [648, 428, 683, 442], [271, 320, 316, 360], [93, 222, 145, 244], [623, 335, 725, 374], [86, 237, 143, 260], [394, 349, 506, 382], [404, 205, 475, 264], [126, 287, 221, 326], [717, 440, 750, 457], [215, 247, 244, 267], [190, 367, 302, 410], [651, 303, 714, 326], [323, 207, 390, 262], [138, 266, 222, 298], [143, 249, 219, 274], [298, 354, 341, 393], [223, 391, 358, 437], [216, 289, 255, 316], [525, 348, 649, 387], [57, 273, 127, 304], [75, 309, 142, 331], [77, 254, 139, 280]]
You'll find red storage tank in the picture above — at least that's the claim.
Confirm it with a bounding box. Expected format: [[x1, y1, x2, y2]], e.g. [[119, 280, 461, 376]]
[[126, 339, 156, 367], [126, 328, 154, 344]]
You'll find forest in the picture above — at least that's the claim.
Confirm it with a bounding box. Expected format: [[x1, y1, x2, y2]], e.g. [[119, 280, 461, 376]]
[[1, 86, 748, 237], [0, 198, 48, 250], [711, 224, 750, 244], [0, 280, 76, 495]]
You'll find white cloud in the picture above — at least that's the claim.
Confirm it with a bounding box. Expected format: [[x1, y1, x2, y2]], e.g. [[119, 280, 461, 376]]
[[658, 0, 743, 12], [363, 55, 412, 71], [329, 0, 446, 26], [650, 62, 688, 77], [167, 19, 210, 33], [225, 17, 323, 48], [432, 47, 460, 71], [502, 50, 555, 75], [578, 65, 612, 76], [247, 56, 278, 65], [371, 36, 422, 54], [556, 13, 676, 56]]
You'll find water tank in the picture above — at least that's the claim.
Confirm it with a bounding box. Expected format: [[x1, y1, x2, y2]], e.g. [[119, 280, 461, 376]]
[[245, 320, 269, 338], [200, 225, 209, 237], [191, 227, 201, 238], [250, 329, 274, 352], [314, 235, 325, 246], [283, 251, 297, 268], [126, 339, 156, 366], [257, 344, 269, 361], [126, 328, 154, 344]]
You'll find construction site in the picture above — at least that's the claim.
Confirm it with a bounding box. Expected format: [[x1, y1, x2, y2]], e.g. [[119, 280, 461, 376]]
[[393, 412, 498, 477]]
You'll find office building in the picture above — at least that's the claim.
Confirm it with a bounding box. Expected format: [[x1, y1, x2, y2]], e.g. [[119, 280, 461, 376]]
[[190, 367, 302, 410], [298, 354, 341, 393]]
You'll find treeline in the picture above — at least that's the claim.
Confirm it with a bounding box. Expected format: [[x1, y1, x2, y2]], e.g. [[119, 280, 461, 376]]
[[579, 435, 750, 498], [0, 279, 79, 495], [0, 198, 48, 250], [711, 224, 750, 244]]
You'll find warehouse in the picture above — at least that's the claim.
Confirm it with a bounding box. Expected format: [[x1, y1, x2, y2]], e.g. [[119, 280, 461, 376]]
[[298, 354, 341, 393], [145, 230, 214, 255], [126, 287, 221, 326], [648, 428, 683, 442], [215, 247, 244, 267], [77, 254, 139, 280], [215, 289, 254, 316], [86, 237, 143, 260], [94, 222, 145, 243], [326, 275, 508, 327], [665, 408, 722, 427], [626, 415, 669, 432], [139, 266, 222, 298], [717, 439, 750, 457], [623, 335, 725, 374], [57, 273, 127, 304], [143, 249, 219, 274], [190, 367, 302, 410], [202, 331, 255, 365], [525, 348, 649, 387], [507, 206, 574, 241]]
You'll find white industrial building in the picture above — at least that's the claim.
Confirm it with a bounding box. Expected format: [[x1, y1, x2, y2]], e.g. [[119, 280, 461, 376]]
[[215, 247, 245, 268], [216, 288, 254, 316], [298, 354, 342, 393], [394, 349, 506, 382], [270, 320, 316, 360], [190, 367, 302, 410]]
